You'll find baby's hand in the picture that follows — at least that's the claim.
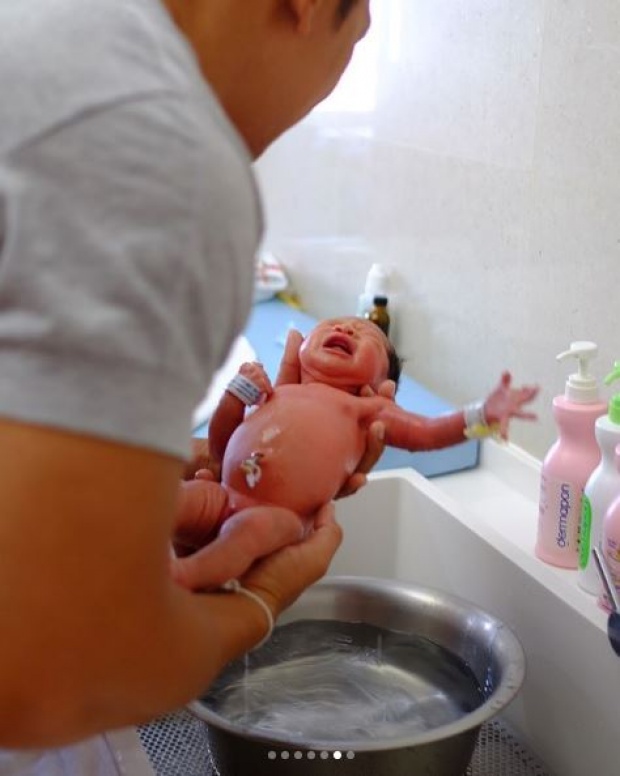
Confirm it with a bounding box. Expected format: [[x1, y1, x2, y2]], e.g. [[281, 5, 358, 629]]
[[483, 371, 539, 440], [238, 361, 273, 404], [275, 328, 304, 386]]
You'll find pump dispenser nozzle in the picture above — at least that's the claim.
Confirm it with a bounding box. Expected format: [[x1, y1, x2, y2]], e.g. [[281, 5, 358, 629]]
[[556, 341, 600, 403], [604, 362, 620, 388]]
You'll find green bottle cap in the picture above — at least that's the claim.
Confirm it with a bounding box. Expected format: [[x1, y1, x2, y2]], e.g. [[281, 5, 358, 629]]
[[609, 395, 620, 424], [604, 361, 620, 424]]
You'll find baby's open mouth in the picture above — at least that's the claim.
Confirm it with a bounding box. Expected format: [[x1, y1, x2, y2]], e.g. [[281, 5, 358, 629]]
[[324, 334, 354, 355]]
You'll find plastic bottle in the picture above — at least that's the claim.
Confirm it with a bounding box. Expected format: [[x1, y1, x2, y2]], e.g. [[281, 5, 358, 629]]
[[365, 295, 390, 337], [356, 263, 391, 320], [578, 361, 620, 593], [535, 342, 607, 568], [598, 444, 620, 612]]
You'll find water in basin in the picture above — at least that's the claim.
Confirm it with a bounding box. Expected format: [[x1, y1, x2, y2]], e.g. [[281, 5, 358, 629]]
[[200, 620, 485, 744]]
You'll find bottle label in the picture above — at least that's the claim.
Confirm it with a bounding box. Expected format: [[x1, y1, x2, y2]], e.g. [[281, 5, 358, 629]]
[[600, 538, 620, 610], [537, 474, 581, 560], [579, 494, 592, 570]]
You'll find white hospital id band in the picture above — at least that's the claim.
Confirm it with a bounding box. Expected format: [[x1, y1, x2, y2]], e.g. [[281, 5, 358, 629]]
[[464, 400, 486, 432], [226, 373, 262, 406], [463, 400, 501, 439]]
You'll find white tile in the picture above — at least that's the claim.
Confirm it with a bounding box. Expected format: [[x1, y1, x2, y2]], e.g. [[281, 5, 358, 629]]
[[255, 0, 620, 462]]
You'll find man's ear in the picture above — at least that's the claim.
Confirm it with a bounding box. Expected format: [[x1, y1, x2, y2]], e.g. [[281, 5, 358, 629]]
[[287, 0, 323, 35]]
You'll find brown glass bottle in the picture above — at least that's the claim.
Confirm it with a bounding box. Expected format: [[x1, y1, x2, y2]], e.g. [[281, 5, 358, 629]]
[[366, 295, 390, 337]]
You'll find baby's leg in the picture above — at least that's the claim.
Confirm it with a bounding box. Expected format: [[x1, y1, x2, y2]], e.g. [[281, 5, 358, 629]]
[[173, 503, 307, 590], [174, 478, 230, 557]]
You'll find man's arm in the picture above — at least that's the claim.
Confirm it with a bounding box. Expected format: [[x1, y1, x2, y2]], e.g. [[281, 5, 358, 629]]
[[0, 418, 338, 748]]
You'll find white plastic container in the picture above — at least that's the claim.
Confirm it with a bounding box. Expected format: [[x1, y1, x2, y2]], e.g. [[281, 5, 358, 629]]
[[578, 361, 620, 594], [535, 342, 606, 568], [356, 263, 391, 319], [598, 443, 620, 611]]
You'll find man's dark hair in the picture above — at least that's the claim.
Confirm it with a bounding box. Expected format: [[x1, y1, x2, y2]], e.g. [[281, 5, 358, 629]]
[[337, 0, 359, 23]]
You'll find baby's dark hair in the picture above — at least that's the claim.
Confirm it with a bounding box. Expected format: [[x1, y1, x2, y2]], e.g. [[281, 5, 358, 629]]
[[386, 343, 403, 388]]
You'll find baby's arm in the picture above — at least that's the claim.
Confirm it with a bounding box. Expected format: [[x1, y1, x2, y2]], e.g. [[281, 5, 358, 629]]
[[375, 372, 539, 452], [375, 403, 467, 451], [208, 362, 273, 471]]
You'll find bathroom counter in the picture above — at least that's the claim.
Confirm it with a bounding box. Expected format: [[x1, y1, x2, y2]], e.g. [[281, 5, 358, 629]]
[[194, 298, 479, 478]]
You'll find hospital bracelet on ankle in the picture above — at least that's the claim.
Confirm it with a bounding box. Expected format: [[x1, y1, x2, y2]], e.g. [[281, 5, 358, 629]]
[[221, 579, 275, 650], [463, 400, 501, 440], [226, 373, 262, 406]]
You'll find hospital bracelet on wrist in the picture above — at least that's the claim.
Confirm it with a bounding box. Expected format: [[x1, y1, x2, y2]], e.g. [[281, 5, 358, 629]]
[[221, 579, 275, 650], [463, 400, 500, 440], [226, 373, 262, 406]]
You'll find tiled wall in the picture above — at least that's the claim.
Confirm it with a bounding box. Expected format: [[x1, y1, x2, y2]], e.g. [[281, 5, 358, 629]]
[[255, 0, 620, 460]]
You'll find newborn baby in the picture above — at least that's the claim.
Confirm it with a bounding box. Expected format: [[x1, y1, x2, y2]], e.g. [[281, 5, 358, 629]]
[[199, 317, 538, 519]]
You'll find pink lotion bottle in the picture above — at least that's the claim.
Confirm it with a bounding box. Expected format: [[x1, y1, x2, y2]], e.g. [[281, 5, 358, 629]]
[[535, 341, 607, 568], [598, 444, 620, 612]]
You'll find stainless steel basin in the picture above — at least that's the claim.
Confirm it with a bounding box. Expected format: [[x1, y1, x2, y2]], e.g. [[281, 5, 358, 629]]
[[189, 576, 525, 776]]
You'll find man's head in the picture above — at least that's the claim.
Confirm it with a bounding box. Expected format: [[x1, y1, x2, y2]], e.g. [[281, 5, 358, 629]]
[[336, 0, 361, 24], [165, 0, 371, 157], [299, 316, 402, 394]]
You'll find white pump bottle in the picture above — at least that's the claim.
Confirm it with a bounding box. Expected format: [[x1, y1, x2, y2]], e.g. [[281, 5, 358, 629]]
[[578, 360, 620, 594]]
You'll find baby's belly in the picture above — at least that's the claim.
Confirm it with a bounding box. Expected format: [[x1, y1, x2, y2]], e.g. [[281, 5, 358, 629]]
[[222, 395, 365, 516]]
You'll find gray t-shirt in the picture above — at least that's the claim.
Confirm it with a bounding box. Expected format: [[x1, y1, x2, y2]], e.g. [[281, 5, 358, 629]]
[[0, 0, 261, 460]]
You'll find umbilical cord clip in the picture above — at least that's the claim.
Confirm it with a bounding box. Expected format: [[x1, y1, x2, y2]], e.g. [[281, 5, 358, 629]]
[[240, 452, 264, 489]]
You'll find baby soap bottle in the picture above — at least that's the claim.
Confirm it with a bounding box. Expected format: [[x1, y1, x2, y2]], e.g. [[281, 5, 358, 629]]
[[535, 342, 606, 568], [598, 444, 620, 612], [579, 361, 620, 594]]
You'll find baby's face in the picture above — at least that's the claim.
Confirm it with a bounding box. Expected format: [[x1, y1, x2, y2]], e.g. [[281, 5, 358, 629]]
[[299, 317, 390, 392]]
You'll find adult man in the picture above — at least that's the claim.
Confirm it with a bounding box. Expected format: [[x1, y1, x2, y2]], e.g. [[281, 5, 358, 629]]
[[0, 0, 372, 770]]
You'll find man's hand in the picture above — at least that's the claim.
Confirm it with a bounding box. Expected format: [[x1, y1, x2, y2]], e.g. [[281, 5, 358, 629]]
[[274, 327, 304, 387], [239, 503, 343, 619], [171, 477, 338, 595], [335, 379, 396, 497]]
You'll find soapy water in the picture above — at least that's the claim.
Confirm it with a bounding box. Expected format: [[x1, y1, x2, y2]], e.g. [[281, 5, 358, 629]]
[[201, 620, 485, 744]]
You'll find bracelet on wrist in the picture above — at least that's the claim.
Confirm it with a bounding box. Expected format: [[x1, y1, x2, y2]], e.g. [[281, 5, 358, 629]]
[[226, 373, 262, 406], [221, 579, 274, 650], [463, 400, 501, 440]]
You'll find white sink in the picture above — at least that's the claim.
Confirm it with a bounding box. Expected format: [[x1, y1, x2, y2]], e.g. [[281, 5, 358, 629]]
[[332, 440, 619, 776]]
